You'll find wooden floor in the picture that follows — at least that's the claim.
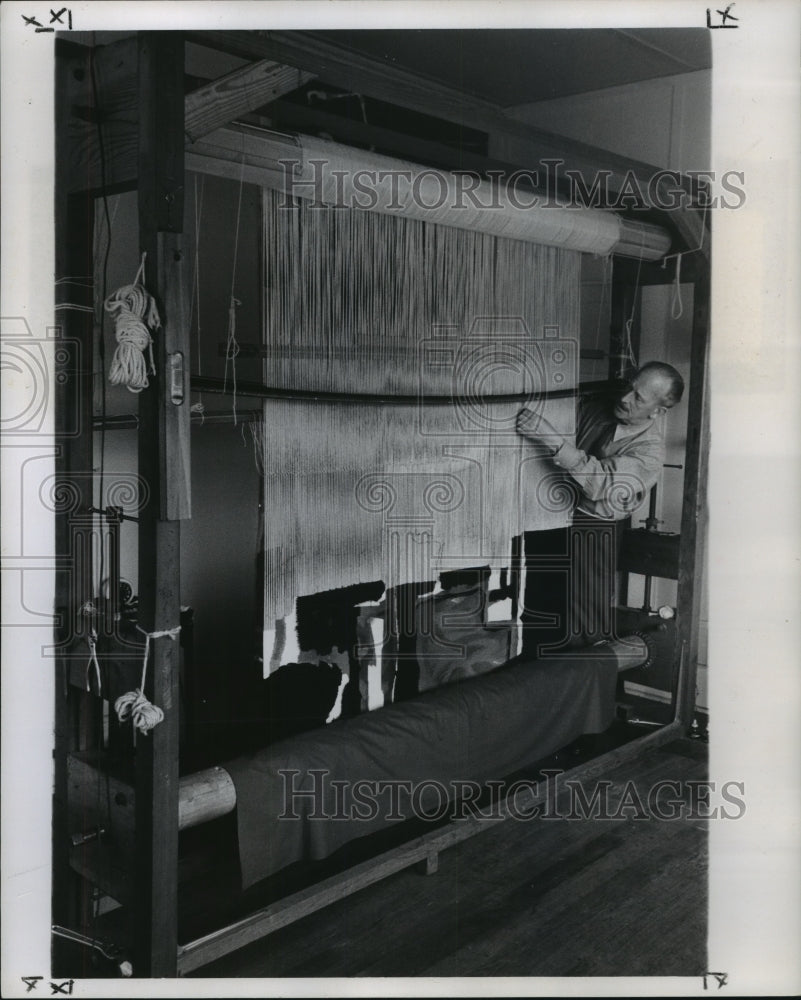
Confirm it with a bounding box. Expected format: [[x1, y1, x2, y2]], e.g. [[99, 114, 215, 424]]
[[190, 735, 708, 979]]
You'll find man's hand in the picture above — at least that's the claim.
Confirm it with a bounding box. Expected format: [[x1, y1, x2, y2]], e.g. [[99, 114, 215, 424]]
[[516, 407, 559, 441]]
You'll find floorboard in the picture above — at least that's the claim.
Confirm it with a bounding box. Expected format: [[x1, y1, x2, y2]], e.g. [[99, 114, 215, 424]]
[[189, 736, 708, 979]]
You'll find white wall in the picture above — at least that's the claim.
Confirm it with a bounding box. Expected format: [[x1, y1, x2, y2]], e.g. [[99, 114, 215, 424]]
[[504, 70, 711, 174]]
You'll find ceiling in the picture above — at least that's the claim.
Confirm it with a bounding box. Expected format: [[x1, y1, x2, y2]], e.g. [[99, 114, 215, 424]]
[[305, 29, 712, 108], [88, 29, 711, 110]]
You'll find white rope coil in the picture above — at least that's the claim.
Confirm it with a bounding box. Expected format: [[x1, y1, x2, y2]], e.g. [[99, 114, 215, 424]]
[[104, 254, 161, 393], [113, 625, 180, 735], [114, 689, 164, 734]]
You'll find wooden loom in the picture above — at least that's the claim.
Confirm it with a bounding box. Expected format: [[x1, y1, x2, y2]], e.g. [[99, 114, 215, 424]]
[[53, 31, 711, 978]]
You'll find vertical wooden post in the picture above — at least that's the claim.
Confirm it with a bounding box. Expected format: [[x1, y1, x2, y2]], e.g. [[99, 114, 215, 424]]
[[608, 263, 639, 610], [53, 34, 101, 970], [135, 31, 185, 978], [673, 270, 710, 728], [52, 189, 96, 969]]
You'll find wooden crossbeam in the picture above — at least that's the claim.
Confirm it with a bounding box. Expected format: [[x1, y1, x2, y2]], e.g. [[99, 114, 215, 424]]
[[185, 59, 315, 142], [65, 33, 709, 257], [188, 29, 653, 175], [186, 29, 708, 257]]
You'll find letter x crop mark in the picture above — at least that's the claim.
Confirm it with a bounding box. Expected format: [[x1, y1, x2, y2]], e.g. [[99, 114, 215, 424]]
[[21, 9, 72, 31]]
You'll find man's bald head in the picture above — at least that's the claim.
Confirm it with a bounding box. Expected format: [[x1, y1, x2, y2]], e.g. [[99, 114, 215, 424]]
[[614, 362, 685, 425], [636, 361, 685, 407]]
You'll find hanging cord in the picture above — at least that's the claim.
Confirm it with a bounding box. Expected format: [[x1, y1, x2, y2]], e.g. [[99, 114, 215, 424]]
[[592, 254, 612, 376], [55, 276, 95, 313], [670, 253, 684, 319], [114, 625, 180, 735], [621, 236, 645, 371], [189, 174, 206, 422], [249, 412, 266, 476], [223, 296, 241, 425], [85, 629, 102, 694], [104, 253, 162, 393], [662, 199, 709, 322], [593, 254, 611, 348], [223, 140, 247, 425]]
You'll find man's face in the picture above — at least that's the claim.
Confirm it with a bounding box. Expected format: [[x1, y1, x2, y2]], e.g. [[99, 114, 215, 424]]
[[614, 370, 670, 425]]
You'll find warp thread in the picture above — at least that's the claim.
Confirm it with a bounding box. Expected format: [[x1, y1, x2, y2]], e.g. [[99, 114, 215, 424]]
[[104, 253, 161, 393], [85, 629, 101, 694], [260, 189, 580, 619], [114, 624, 180, 735]]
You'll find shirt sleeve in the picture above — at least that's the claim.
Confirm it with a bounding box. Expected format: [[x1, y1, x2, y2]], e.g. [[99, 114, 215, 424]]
[[551, 433, 664, 514]]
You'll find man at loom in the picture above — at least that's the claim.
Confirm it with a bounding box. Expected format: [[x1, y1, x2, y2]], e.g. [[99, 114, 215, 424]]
[[516, 361, 685, 654]]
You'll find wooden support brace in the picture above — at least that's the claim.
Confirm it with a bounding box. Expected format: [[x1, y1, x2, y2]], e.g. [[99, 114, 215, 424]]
[[134, 30, 185, 979], [422, 853, 439, 876], [157, 232, 191, 521], [674, 270, 710, 728], [185, 59, 314, 142]]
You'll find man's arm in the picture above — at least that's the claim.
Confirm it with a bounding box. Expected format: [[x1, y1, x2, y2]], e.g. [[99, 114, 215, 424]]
[[517, 407, 664, 514]]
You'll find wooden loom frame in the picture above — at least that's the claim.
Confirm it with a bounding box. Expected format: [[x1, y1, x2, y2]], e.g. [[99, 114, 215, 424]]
[[52, 31, 711, 978]]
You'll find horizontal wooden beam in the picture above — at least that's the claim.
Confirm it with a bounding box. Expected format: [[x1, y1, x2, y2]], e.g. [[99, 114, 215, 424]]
[[264, 98, 524, 178], [187, 30, 671, 183], [614, 251, 709, 286], [190, 375, 618, 406], [186, 29, 707, 256], [63, 33, 705, 256], [185, 59, 315, 142]]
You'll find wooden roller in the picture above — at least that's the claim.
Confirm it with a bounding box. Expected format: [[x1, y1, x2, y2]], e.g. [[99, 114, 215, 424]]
[[179, 766, 237, 831], [176, 636, 651, 831]]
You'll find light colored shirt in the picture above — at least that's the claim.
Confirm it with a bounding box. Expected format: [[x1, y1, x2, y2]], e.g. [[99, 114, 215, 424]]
[[551, 394, 665, 520]]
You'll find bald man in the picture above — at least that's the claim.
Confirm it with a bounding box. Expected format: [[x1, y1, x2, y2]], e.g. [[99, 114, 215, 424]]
[[516, 362, 685, 653]]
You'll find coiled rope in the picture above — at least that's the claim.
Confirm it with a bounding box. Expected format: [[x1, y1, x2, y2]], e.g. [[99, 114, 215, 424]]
[[114, 625, 180, 735], [104, 253, 161, 393]]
